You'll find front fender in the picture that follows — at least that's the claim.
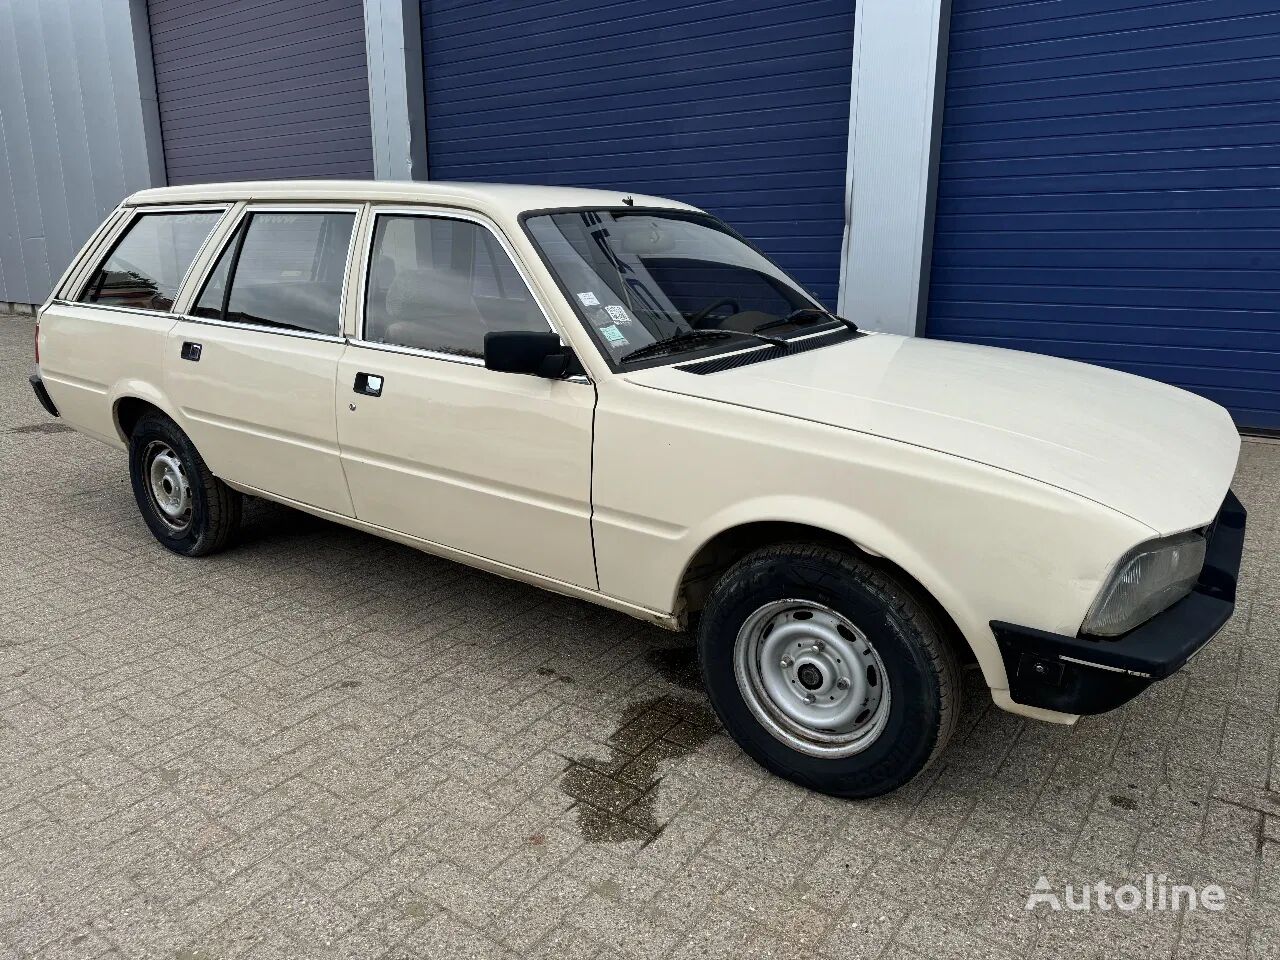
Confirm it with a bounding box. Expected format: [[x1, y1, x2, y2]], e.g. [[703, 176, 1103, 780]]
[[670, 493, 1003, 688], [595, 445, 1151, 705]]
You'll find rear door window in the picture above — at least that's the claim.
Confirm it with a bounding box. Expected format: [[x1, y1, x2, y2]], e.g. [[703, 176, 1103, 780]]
[[79, 211, 223, 311], [192, 211, 356, 336]]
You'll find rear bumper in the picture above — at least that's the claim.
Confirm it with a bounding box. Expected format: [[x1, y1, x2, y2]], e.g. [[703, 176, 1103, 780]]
[[29, 373, 59, 418], [992, 490, 1246, 715]]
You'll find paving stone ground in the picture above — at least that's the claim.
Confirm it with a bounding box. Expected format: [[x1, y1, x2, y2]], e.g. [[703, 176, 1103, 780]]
[[2, 314, 1279, 959]]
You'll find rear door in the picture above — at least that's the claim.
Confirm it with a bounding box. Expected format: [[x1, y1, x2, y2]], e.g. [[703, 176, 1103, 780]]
[[335, 208, 597, 587], [166, 205, 362, 516]]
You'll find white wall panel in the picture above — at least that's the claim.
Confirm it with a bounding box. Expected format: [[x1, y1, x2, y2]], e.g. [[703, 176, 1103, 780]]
[[837, 0, 951, 333]]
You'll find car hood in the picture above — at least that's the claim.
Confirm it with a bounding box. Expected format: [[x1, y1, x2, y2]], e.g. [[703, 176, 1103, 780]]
[[622, 333, 1240, 535]]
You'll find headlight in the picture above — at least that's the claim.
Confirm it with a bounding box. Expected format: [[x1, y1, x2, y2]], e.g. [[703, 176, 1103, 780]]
[[1082, 532, 1207, 637]]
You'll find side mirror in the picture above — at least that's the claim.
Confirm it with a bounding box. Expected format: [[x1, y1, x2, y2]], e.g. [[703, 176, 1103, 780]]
[[483, 331, 577, 379]]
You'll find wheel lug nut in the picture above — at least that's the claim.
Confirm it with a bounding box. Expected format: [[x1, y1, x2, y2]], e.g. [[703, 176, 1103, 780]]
[[804, 694, 816, 704], [780, 656, 793, 668], [813, 641, 825, 653], [836, 678, 849, 690]]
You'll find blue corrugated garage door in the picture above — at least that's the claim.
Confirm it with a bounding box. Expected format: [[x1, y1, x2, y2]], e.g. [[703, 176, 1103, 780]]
[[927, 0, 1280, 431], [421, 0, 855, 307]]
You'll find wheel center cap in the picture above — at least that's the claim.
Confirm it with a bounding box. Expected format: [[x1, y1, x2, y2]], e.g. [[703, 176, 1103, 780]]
[[796, 663, 823, 690]]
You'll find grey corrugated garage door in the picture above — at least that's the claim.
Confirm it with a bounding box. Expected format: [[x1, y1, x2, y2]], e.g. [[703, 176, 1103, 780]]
[[148, 0, 375, 184], [927, 0, 1280, 431]]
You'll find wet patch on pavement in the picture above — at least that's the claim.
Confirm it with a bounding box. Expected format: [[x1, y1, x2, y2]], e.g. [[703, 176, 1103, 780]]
[[537, 665, 575, 684], [9, 421, 71, 434], [645, 643, 702, 691], [560, 695, 720, 844]]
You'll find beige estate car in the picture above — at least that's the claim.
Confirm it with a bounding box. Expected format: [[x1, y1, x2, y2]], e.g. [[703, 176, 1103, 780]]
[[31, 181, 1246, 798]]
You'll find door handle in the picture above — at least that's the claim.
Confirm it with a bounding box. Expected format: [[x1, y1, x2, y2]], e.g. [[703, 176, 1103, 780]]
[[180, 341, 202, 362], [354, 372, 383, 397]]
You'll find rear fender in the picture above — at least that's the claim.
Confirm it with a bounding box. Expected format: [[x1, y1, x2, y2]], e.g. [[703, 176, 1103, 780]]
[[109, 380, 185, 446]]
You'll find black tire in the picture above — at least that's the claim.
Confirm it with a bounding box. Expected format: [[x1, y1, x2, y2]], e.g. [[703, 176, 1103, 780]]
[[128, 412, 241, 557], [697, 543, 959, 798]]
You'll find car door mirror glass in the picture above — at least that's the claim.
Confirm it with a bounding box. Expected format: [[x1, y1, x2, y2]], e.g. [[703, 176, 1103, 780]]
[[484, 331, 575, 378]]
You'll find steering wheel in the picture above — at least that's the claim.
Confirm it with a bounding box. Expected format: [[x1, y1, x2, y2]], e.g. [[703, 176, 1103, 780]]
[[688, 297, 740, 328]]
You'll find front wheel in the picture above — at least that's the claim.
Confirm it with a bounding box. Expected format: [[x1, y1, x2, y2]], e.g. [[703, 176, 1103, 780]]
[[697, 544, 959, 798], [128, 412, 241, 556]]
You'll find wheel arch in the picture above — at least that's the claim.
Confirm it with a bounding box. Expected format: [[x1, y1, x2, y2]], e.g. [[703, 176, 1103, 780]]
[[673, 511, 986, 679], [110, 381, 182, 444]]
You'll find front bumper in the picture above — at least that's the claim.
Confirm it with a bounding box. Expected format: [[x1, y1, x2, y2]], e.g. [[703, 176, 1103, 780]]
[[992, 490, 1246, 715]]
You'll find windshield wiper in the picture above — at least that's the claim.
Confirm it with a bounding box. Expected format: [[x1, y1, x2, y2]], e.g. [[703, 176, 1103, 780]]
[[753, 307, 859, 335], [619, 328, 786, 365]]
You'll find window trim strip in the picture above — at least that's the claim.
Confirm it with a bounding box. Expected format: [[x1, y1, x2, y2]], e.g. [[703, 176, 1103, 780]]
[[170, 313, 348, 344], [48, 299, 188, 323], [346, 338, 485, 367], [343, 336, 591, 384]]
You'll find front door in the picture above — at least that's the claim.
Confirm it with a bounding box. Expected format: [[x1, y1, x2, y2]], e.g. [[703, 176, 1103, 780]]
[[335, 210, 597, 588], [166, 207, 360, 516]]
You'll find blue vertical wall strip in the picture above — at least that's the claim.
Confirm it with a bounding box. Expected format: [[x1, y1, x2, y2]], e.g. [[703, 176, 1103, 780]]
[[927, 0, 1280, 430], [421, 0, 856, 307]]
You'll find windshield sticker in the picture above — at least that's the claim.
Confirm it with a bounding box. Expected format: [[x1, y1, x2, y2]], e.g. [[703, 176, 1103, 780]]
[[599, 324, 629, 346], [577, 291, 601, 307], [605, 304, 632, 324]]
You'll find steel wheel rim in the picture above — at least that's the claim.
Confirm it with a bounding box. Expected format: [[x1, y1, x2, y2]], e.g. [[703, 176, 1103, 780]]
[[733, 599, 891, 758], [144, 441, 192, 533]]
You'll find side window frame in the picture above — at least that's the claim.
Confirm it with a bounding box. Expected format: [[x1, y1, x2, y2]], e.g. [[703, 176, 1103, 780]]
[[178, 203, 366, 341], [353, 206, 560, 366], [53, 204, 127, 304], [71, 204, 230, 315]]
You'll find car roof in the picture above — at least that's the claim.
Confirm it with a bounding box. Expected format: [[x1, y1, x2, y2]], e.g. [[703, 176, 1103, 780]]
[[123, 180, 699, 216]]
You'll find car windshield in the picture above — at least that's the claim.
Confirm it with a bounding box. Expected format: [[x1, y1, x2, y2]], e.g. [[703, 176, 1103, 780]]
[[524, 209, 833, 364]]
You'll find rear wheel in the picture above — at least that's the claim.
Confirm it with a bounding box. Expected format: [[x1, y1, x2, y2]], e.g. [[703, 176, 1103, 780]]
[[128, 412, 240, 556], [697, 543, 959, 798]]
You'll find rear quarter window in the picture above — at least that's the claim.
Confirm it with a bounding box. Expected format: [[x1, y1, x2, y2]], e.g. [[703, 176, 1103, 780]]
[[79, 211, 223, 312]]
